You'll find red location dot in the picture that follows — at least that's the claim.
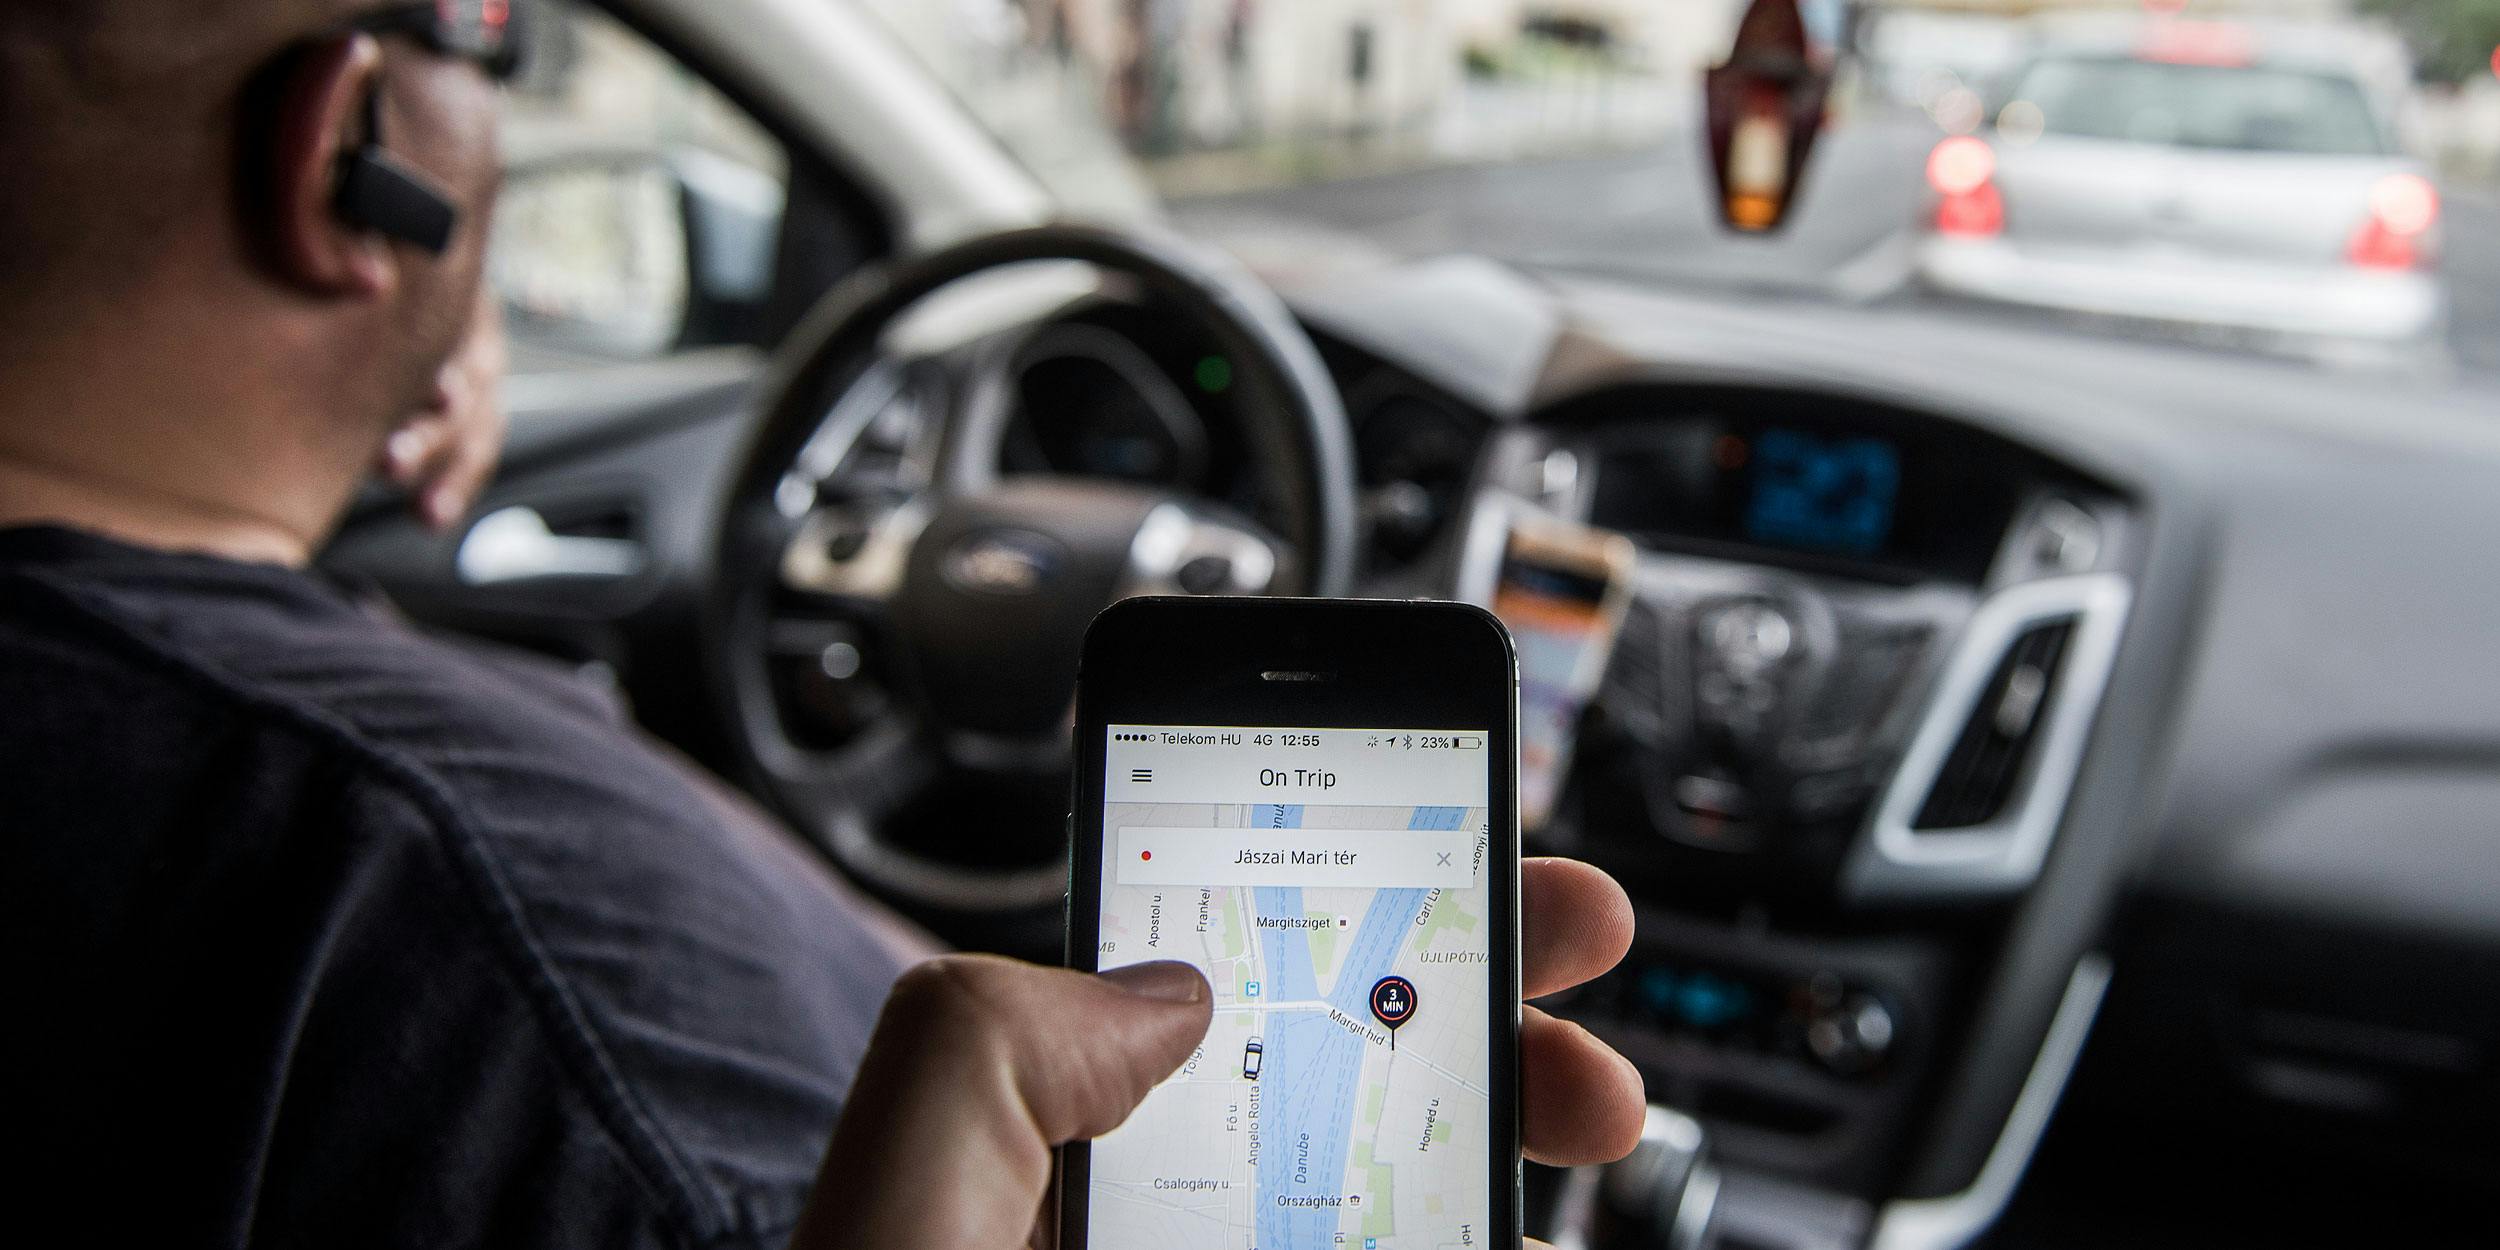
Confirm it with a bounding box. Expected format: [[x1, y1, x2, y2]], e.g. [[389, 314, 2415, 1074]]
[[1140, 851, 1153, 861]]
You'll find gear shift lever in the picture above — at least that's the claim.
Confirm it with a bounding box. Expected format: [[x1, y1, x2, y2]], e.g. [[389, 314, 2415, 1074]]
[[1551, 1105, 1720, 1250]]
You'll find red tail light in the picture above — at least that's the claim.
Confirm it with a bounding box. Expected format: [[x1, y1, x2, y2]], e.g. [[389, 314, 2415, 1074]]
[[2347, 174, 2440, 270], [2136, 19, 2256, 68], [1928, 137, 2004, 238]]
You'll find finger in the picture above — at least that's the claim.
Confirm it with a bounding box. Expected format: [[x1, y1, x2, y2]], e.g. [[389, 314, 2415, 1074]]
[[418, 415, 502, 530], [387, 407, 469, 493], [790, 955, 1211, 1250], [1523, 858, 1634, 1000], [378, 420, 447, 485], [1521, 1004, 1646, 1166]]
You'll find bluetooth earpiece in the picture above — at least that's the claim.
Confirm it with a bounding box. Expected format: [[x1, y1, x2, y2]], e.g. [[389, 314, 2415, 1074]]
[[333, 88, 457, 256]]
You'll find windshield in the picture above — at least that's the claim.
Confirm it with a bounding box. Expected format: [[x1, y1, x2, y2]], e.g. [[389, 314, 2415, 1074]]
[[859, 1, 2500, 383], [2017, 57, 2388, 155]]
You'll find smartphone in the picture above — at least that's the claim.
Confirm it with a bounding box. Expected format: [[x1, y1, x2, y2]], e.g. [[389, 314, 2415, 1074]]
[[1063, 596, 1521, 1250], [1488, 516, 1637, 831]]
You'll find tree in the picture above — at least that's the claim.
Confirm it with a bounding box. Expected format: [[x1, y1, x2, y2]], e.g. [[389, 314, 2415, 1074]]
[[2360, 0, 2500, 84]]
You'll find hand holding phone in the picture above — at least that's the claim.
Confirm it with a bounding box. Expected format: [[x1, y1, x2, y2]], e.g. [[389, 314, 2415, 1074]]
[[1063, 597, 1526, 1249], [790, 861, 1644, 1249], [794, 671, 1642, 1250]]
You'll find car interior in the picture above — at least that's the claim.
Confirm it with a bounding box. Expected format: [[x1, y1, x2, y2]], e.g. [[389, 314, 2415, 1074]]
[[323, 1, 2500, 1245]]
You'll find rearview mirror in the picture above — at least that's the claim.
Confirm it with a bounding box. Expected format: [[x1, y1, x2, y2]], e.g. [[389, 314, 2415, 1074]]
[[1704, 0, 1834, 234]]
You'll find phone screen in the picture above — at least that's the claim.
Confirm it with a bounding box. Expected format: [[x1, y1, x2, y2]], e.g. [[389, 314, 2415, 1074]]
[[1494, 531, 1631, 830], [1083, 723, 1497, 1249]]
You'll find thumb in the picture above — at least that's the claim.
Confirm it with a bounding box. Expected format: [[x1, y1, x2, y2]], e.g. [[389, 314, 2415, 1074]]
[[789, 955, 1212, 1250]]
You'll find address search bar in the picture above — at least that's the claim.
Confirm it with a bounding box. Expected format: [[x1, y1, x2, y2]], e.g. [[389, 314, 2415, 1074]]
[[1116, 826, 1478, 889]]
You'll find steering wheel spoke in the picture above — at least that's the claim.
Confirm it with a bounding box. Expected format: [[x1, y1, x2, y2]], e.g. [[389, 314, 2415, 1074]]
[[1121, 501, 1285, 598], [779, 497, 932, 605]]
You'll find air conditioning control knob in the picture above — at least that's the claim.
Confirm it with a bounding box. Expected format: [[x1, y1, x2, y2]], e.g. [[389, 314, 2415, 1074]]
[[1705, 600, 1796, 676], [1806, 991, 1896, 1075]]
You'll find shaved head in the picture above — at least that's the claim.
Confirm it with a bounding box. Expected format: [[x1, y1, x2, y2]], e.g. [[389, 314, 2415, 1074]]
[[0, 0, 505, 564], [0, 0, 359, 311]]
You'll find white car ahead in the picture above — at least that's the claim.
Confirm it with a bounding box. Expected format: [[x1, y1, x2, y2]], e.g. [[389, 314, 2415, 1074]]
[[1918, 18, 2449, 369]]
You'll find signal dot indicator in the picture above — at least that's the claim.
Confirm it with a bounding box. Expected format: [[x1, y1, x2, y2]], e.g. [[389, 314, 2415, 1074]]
[[1140, 851, 1152, 862]]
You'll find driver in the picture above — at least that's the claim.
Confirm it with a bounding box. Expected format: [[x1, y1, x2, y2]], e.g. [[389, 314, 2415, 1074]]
[[0, 2, 1646, 1247]]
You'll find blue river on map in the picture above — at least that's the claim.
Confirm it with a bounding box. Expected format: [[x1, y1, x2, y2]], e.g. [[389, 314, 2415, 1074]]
[[1250, 803, 1467, 1250]]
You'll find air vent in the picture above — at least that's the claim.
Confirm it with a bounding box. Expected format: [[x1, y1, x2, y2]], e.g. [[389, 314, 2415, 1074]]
[[1846, 574, 2130, 902], [1599, 598, 1679, 744], [1912, 620, 2074, 830]]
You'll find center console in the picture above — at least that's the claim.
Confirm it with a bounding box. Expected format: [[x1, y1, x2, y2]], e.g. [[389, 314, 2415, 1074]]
[[1459, 383, 2146, 1250]]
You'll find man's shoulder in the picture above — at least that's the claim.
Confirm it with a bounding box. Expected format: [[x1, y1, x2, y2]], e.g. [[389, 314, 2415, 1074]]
[[8, 537, 683, 857], [3, 536, 901, 1245], [7, 533, 712, 857]]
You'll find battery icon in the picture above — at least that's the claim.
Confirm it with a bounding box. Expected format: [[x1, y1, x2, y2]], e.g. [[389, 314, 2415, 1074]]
[[1455, 736, 1485, 750]]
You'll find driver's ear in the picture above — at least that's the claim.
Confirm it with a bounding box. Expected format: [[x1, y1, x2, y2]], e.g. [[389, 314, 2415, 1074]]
[[259, 32, 396, 299]]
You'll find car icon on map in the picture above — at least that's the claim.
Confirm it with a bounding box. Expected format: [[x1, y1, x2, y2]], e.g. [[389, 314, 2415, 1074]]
[[1242, 1037, 1264, 1080]]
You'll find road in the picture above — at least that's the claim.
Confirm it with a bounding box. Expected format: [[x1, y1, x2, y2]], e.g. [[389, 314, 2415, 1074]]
[[1174, 112, 2500, 383], [2447, 188, 2500, 376]]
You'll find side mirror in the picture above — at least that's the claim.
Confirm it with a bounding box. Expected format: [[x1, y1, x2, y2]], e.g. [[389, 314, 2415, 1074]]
[[490, 148, 785, 358], [1704, 0, 1834, 234]]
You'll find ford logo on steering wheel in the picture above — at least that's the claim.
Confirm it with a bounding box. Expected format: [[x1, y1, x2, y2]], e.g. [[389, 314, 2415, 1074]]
[[943, 530, 1060, 596]]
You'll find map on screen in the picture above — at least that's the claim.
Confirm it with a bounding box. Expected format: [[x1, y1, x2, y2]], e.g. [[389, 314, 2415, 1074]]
[[1087, 727, 1496, 1250]]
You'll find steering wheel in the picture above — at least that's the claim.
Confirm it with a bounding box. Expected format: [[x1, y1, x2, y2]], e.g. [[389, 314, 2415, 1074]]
[[707, 224, 1358, 914]]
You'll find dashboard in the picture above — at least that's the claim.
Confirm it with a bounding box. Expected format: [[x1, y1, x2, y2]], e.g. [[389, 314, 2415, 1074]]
[[1290, 265, 2500, 1244]]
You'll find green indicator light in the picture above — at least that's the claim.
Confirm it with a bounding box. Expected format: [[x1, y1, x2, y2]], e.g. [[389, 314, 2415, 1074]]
[[1195, 355, 1234, 394]]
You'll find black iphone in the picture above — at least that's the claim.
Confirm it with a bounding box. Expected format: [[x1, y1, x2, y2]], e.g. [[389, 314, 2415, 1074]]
[[1061, 596, 1522, 1250]]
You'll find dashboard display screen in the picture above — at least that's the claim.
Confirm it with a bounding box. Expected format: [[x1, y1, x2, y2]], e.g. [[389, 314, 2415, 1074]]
[[1086, 725, 1495, 1249], [1579, 399, 2045, 585], [1580, 412, 2033, 581], [1743, 428, 1903, 557]]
